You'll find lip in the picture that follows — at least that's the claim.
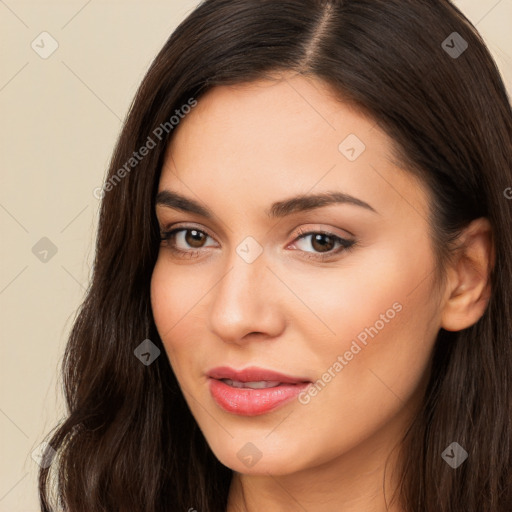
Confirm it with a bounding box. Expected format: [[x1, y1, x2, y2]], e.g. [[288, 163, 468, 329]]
[[207, 366, 310, 384], [207, 366, 311, 416]]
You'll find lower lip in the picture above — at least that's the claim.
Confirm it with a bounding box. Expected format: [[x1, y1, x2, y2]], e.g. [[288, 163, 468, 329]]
[[208, 378, 310, 416]]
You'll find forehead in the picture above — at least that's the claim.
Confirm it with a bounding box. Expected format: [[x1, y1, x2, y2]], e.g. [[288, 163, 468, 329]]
[[167, 73, 382, 160], [159, 73, 429, 223]]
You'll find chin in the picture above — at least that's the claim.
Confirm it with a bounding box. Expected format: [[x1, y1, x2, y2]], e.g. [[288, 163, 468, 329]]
[[206, 437, 310, 476]]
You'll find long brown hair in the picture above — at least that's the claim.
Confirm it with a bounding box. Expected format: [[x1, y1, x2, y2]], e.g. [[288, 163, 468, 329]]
[[39, 1, 512, 510]]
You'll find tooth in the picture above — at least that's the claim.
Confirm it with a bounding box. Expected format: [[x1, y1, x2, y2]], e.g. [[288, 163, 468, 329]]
[[221, 379, 282, 389], [222, 379, 242, 388], [245, 381, 281, 389]]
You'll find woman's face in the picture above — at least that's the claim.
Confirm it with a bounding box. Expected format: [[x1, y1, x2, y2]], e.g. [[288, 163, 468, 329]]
[[151, 73, 443, 476]]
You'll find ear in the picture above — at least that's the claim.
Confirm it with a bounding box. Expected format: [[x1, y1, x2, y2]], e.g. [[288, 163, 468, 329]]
[[440, 217, 494, 332]]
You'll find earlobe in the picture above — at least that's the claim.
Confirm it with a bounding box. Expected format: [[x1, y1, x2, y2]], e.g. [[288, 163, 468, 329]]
[[440, 218, 494, 332]]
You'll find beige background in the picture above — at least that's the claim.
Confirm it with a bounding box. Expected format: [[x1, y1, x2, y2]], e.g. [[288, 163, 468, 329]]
[[1, 1, 511, 510]]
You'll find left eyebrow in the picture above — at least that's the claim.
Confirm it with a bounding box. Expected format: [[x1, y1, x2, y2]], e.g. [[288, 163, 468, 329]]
[[267, 191, 378, 217], [155, 189, 379, 218]]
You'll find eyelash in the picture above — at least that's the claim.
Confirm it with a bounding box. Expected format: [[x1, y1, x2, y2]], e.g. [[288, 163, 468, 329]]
[[159, 226, 357, 261]]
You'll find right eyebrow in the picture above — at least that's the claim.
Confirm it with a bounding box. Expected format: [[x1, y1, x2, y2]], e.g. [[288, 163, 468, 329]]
[[156, 190, 212, 218]]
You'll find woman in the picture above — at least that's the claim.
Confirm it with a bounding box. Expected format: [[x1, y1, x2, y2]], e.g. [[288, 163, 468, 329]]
[[39, 0, 512, 510]]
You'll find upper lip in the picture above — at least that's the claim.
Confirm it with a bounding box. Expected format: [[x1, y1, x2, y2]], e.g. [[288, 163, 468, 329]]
[[207, 366, 311, 384]]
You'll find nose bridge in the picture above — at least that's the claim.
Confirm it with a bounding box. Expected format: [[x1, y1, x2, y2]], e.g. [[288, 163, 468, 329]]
[[207, 242, 282, 342]]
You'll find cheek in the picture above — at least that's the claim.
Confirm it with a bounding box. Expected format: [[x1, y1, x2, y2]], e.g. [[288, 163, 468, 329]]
[[287, 235, 435, 352], [150, 258, 204, 357], [292, 232, 439, 413]]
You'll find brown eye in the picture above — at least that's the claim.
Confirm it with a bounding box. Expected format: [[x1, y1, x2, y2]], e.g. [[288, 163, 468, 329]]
[[310, 233, 336, 253], [185, 229, 207, 248], [292, 230, 356, 261], [159, 227, 217, 257]]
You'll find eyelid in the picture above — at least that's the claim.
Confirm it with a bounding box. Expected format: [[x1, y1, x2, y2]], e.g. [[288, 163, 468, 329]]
[[159, 223, 352, 244], [160, 222, 218, 242], [159, 222, 357, 260], [292, 224, 355, 241], [288, 227, 356, 258]]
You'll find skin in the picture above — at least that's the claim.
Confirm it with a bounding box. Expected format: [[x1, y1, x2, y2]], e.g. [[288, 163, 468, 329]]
[[150, 72, 493, 512]]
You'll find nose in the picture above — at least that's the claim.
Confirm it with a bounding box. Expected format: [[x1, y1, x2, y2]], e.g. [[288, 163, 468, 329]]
[[207, 247, 285, 344]]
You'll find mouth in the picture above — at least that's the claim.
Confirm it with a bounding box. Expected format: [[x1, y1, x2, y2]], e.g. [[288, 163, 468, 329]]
[[218, 379, 286, 389], [207, 366, 312, 416]]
